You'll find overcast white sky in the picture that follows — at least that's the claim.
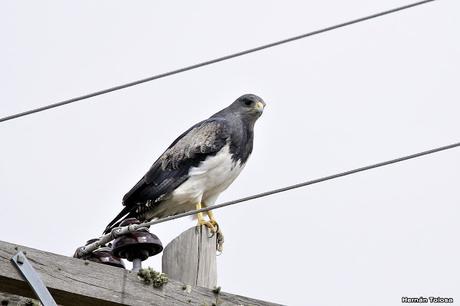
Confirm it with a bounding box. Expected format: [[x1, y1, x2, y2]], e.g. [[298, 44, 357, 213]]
[[1, 1, 459, 305]]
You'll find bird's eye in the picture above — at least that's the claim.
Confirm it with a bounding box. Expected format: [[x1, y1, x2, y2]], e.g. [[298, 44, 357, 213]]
[[244, 100, 252, 106]]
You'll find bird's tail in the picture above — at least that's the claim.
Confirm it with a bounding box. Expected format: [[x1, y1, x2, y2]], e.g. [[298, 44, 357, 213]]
[[103, 206, 133, 234]]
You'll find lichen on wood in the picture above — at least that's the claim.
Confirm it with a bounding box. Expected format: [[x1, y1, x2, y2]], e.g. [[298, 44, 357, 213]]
[[137, 267, 168, 288]]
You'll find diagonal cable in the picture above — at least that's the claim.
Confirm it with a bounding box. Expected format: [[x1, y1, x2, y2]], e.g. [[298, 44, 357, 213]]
[[77, 140, 460, 256], [1, 0, 437, 123]]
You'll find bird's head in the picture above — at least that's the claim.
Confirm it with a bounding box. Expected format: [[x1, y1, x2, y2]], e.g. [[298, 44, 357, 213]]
[[229, 94, 266, 121]]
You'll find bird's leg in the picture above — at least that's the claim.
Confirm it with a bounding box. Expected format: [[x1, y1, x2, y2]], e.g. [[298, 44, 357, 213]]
[[206, 210, 219, 231], [196, 203, 217, 233]]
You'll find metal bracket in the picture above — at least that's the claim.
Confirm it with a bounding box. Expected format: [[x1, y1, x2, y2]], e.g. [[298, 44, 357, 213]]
[[11, 251, 57, 306]]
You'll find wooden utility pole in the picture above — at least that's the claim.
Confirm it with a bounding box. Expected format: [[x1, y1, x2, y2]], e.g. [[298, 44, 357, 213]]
[[162, 226, 217, 289], [0, 234, 281, 306]]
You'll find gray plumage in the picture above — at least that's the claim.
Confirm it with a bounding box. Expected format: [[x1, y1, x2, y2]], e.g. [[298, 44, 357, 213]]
[[104, 94, 265, 234]]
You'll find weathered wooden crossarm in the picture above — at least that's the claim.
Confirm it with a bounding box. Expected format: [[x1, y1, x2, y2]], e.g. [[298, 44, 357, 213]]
[[0, 240, 280, 306]]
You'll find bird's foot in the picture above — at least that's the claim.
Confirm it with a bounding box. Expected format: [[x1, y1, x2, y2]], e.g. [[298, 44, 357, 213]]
[[205, 210, 220, 234], [209, 219, 219, 232], [196, 204, 218, 234], [197, 219, 223, 252], [197, 219, 218, 234]]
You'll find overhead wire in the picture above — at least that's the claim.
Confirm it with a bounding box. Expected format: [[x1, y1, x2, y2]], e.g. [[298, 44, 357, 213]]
[[0, 0, 438, 123], [77, 141, 460, 256]]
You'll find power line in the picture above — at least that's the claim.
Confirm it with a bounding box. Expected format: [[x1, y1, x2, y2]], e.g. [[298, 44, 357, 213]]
[[78, 140, 460, 256], [1, 0, 437, 124]]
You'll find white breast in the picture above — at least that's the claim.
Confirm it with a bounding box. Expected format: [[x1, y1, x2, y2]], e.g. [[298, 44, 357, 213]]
[[148, 144, 246, 219], [146, 145, 248, 219], [175, 144, 245, 202]]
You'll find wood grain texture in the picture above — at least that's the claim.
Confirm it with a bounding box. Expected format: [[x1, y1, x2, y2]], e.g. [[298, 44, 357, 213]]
[[0, 240, 281, 306], [162, 226, 217, 289]]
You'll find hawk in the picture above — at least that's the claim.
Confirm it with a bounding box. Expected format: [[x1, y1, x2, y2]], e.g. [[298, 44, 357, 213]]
[[104, 94, 265, 234]]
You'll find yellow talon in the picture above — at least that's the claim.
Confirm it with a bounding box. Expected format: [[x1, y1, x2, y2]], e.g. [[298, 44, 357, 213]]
[[196, 203, 224, 250], [196, 203, 217, 233], [207, 210, 219, 229]]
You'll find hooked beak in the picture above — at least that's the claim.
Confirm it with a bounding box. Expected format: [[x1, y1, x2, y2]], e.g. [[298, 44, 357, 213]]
[[255, 101, 265, 113]]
